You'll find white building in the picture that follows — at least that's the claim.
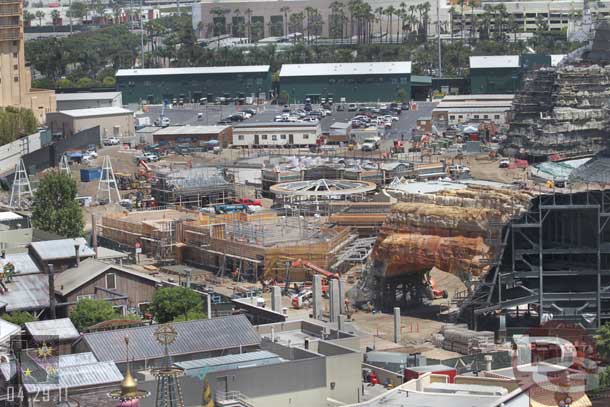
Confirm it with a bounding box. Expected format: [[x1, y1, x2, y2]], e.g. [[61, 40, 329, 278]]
[[55, 92, 123, 111], [432, 94, 515, 128], [232, 122, 321, 148]]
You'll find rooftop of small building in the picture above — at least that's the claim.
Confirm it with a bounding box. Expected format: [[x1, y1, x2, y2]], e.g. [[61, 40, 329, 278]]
[[55, 91, 121, 101], [153, 125, 230, 136], [280, 61, 412, 77], [116, 65, 270, 77], [233, 121, 320, 128], [25, 318, 80, 341], [469, 55, 520, 69], [55, 107, 133, 118], [30, 237, 95, 261], [0, 272, 50, 312]]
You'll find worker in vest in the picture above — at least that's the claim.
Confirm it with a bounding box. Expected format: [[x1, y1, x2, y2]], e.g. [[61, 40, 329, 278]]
[[3, 263, 14, 283], [0, 271, 7, 293]]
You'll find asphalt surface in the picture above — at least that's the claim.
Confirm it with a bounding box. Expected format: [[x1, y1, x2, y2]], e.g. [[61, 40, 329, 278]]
[[137, 102, 436, 144]]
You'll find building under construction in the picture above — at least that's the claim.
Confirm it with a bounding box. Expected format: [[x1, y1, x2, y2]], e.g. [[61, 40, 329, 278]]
[[461, 189, 610, 333], [504, 21, 610, 162], [179, 212, 354, 281], [151, 167, 240, 207]]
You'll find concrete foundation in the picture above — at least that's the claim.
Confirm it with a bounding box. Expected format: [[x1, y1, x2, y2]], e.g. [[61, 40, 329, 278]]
[[329, 279, 340, 323], [272, 286, 282, 313], [312, 275, 322, 320]]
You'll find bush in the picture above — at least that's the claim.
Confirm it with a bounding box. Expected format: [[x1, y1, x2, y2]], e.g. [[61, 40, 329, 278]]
[[2, 311, 36, 326]]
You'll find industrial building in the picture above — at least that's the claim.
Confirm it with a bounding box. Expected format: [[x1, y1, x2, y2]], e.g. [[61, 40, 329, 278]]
[[55, 91, 123, 111], [461, 189, 610, 333], [0, 0, 55, 122], [116, 66, 272, 104], [432, 94, 515, 128], [469, 54, 564, 94], [153, 125, 233, 147], [232, 122, 321, 148], [46, 107, 135, 140], [279, 62, 411, 103]]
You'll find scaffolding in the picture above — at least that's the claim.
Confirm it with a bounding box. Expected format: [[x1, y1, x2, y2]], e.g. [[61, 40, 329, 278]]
[[97, 156, 121, 204], [151, 167, 236, 207], [462, 188, 610, 333], [9, 159, 32, 209]]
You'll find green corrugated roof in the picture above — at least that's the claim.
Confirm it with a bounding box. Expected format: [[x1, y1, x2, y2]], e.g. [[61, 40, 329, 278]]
[[411, 75, 432, 85]]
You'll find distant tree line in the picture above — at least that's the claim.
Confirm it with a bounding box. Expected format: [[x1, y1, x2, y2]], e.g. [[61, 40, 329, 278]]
[[0, 107, 38, 146]]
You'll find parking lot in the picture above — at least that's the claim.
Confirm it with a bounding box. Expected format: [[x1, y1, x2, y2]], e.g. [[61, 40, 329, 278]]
[[137, 101, 436, 150]]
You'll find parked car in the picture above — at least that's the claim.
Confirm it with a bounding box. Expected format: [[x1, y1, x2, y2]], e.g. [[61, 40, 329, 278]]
[[348, 103, 358, 111], [499, 159, 510, 168], [282, 105, 291, 112], [154, 117, 170, 127], [233, 198, 262, 206], [143, 152, 159, 162], [103, 137, 120, 146], [243, 108, 257, 115]]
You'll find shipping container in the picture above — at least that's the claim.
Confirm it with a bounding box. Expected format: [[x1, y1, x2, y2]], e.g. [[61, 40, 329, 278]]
[[80, 168, 102, 182]]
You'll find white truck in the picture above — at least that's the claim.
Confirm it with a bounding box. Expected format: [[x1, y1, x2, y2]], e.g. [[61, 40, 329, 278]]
[[361, 136, 381, 151]]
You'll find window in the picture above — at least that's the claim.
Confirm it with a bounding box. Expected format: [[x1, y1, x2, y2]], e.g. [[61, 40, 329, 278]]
[[474, 115, 479, 119], [262, 135, 268, 140], [77, 294, 95, 302], [106, 273, 116, 290], [449, 115, 455, 120], [113, 305, 126, 316], [12, 52, 17, 58], [483, 115, 489, 119], [458, 115, 463, 119], [303, 134, 309, 139], [14, 77, 18, 82], [238, 135, 244, 141], [138, 302, 151, 314], [494, 115, 500, 120], [399, 77, 408, 84], [272, 135, 277, 141], [280, 134, 286, 140]]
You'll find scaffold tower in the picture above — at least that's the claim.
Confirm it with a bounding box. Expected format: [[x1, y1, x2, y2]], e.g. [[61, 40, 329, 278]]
[[59, 155, 71, 177], [9, 160, 33, 209], [97, 156, 121, 204]]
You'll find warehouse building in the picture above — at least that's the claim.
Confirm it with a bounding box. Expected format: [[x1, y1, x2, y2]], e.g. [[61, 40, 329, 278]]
[[432, 94, 515, 128], [153, 125, 233, 147], [116, 66, 272, 104], [55, 92, 123, 111], [232, 122, 321, 148], [46, 107, 134, 140], [469, 54, 565, 94], [279, 62, 411, 103]]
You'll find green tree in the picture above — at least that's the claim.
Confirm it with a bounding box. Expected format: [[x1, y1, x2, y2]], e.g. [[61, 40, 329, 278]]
[[67, 1, 88, 19], [35, 10, 45, 26], [76, 77, 94, 88], [24, 10, 35, 26], [102, 76, 116, 86], [32, 171, 84, 238], [595, 323, 610, 362], [151, 287, 204, 323], [56, 78, 72, 88], [2, 311, 36, 326], [70, 298, 118, 331], [0, 107, 38, 146]]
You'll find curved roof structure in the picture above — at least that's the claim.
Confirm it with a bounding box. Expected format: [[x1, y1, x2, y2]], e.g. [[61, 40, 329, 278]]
[[270, 179, 376, 197]]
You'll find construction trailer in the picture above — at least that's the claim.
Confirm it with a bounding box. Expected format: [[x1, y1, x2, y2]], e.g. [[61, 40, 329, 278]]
[[179, 211, 354, 282], [461, 189, 610, 333]]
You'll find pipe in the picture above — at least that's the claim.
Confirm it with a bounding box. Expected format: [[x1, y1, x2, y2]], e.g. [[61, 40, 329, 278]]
[[74, 244, 80, 267], [48, 264, 56, 319]]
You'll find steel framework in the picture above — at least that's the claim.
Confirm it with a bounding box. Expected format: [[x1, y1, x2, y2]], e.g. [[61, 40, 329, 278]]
[[461, 189, 610, 332]]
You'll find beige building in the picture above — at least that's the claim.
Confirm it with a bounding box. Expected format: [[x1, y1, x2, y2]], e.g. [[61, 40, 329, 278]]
[[46, 107, 134, 140], [0, 0, 55, 123]]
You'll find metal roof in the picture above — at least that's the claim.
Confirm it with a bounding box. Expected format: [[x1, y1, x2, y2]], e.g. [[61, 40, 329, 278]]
[[469, 55, 520, 69], [0, 318, 20, 343], [0, 212, 23, 221], [57, 107, 133, 118], [55, 92, 121, 101], [175, 351, 284, 374], [116, 65, 270, 77], [3, 273, 49, 312], [234, 122, 320, 129], [0, 352, 99, 381], [154, 125, 230, 136], [4, 252, 40, 274], [330, 122, 350, 129], [24, 361, 123, 394], [280, 61, 412, 77], [30, 238, 96, 261], [82, 315, 261, 363], [440, 94, 515, 101], [55, 259, 160, 296], [25, 318, 80, 340]]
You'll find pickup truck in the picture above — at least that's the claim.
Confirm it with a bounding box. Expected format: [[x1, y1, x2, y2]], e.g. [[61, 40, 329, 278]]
[[103, 137, 120, 146]]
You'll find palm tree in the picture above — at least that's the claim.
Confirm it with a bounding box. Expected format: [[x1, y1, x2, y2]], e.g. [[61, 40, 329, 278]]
[[329, 1, 344, 40], [384, 6, 395, 43], [289, 11, 304, 42], [375, 7, 383, 41], [347, 0, 360, 44], [398, 2, 406, 42], [280, 6, 290, 37], [448, 6, 455, 42], [35, 10, 45, 27], [457, 0, 466, 41], [245, 8, 253, 42]]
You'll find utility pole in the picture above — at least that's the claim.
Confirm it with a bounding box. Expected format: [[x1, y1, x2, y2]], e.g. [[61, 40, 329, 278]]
[[437, 0, 442, 78], [68, 0, 73, 34], [140, 0, 145, 67]]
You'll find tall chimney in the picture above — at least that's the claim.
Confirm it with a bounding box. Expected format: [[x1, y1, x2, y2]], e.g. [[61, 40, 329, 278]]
[[48, 264, 56, 319], [91, 214, 98, 258], [74, 244, 80, 267]]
